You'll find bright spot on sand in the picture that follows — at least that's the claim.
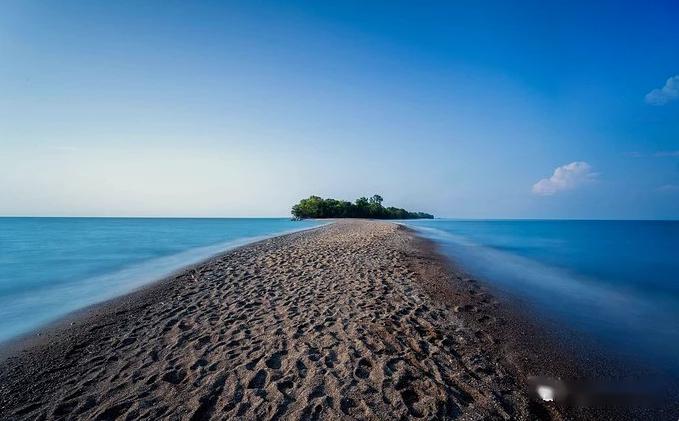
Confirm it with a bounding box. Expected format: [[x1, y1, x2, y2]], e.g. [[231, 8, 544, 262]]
[[537, 385, 555, 401]]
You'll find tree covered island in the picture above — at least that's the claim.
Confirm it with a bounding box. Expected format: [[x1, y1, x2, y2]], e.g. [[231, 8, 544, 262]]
[[292, 195, 434, 219]]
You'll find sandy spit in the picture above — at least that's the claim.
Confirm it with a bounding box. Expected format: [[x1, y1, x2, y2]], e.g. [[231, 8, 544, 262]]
[[0, 220, 563, 420]]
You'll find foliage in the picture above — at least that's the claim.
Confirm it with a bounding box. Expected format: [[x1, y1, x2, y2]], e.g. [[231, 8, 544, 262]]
[[291, 195, 434, 219]]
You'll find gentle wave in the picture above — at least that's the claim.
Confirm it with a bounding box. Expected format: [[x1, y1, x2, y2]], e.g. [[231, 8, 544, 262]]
[[405, 221, 679, 376], [0, 218, 324, 343]]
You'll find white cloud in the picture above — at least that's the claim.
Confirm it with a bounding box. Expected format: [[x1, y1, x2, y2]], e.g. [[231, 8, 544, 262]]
[[50, 146, 80, 152], [657, 184, 679, 193], [645, 75, 679, 105], [532, 161, 597, 196]]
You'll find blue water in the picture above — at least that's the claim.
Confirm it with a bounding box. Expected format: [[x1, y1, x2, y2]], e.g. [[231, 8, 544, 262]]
[[403, 219, 679, 377], [0, 217, 322, 343]]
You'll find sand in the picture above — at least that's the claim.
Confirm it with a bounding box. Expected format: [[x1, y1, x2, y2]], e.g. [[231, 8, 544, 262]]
[[0, 220, 565, 420]]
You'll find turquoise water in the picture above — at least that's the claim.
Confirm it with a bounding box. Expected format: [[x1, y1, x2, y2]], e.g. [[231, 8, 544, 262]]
[[403, 219, 679, 377], [0, 217, 322, 343]]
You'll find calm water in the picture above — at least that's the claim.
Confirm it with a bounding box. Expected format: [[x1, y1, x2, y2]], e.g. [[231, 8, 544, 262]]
[[0, 217, 322, 343], [403, 220, 679, 376]]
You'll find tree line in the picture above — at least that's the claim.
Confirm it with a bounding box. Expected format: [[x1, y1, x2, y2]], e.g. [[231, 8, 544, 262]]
[[291, 195, 434, 219]]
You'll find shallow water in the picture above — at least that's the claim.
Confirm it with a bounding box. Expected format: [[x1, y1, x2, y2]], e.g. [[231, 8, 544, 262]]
[[0, 217, 322, 343], [403, 219, 679, 377]]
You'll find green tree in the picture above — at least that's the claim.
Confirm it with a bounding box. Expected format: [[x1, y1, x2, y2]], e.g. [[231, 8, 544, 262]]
[[291, 195, 433, 220]]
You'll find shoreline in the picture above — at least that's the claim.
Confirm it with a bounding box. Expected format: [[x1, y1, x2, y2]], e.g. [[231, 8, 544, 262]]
[[0, 221, 329, 354], [404, 224, 678, 419], [0, 220, 653, 419]]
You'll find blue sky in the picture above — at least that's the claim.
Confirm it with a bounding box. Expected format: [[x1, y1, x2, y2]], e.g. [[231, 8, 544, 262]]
[[1, 0, 678, 218]]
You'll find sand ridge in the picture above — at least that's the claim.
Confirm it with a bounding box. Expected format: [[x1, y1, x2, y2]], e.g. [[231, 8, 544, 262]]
[[0, 220, 556, 420]]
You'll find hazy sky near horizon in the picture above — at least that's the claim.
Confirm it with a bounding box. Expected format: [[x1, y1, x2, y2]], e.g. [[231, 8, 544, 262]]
[[1, 0, 678, 218]]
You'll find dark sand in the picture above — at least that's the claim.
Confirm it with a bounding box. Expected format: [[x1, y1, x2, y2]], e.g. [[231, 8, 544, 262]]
[[0, 220, 586, 419]]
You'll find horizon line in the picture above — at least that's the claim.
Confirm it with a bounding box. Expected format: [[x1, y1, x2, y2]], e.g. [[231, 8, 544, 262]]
[[0, 215, 677, 222]]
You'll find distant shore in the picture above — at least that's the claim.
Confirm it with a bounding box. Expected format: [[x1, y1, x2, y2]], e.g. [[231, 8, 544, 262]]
[[0, 220, 615, 419]]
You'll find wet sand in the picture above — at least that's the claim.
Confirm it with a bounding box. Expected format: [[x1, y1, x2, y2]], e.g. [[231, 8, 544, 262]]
[[0, 220, 567, 420]]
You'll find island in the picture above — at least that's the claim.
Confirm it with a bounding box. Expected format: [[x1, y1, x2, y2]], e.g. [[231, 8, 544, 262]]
[[291, 195, 434, 219]]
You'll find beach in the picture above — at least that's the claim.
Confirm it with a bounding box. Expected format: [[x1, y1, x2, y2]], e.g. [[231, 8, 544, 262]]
[[0, 220, 570, 419]]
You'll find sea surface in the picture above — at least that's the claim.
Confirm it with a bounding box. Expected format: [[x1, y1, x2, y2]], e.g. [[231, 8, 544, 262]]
[[403, 219, 679, 379], [0, 217, 322, 343]]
